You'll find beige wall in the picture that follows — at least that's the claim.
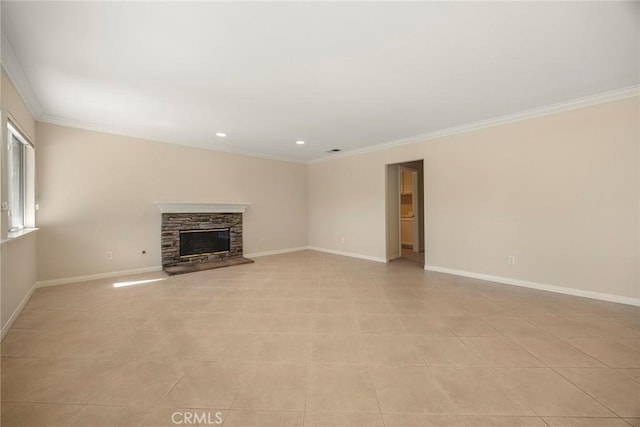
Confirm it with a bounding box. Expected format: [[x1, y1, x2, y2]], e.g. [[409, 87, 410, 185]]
[[1, 69, 38, 334], [1, 70, 35, 141], [1, 232, 37, 330], [35, 123, 308, 281], [309, 97, 640, 300]]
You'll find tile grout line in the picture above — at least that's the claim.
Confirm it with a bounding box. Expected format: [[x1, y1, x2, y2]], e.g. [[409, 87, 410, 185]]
[[301, 361, 311, 427], [3, 252, 638, 424], [549, 365, 628, 420], [365, 362, 388, 427]]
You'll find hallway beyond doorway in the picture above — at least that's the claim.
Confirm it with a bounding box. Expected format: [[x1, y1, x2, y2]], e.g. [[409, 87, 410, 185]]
[[401, 247, 424, 265]]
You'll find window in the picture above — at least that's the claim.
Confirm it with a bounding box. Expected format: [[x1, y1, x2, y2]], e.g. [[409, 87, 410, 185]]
[[7, 123, 31, 231]]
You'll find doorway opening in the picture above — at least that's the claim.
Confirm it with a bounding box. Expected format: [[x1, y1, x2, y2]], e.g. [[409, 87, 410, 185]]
[[385, 159, 424, 266]]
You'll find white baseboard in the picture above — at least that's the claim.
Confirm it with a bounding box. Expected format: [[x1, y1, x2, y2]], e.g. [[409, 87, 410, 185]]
[[244, 246, 309, 258], [1, 282, 37, 340], [36, 265, 163, 288], [307, 246, 387, 263], [425, 265, 640, 307], [34, 248, 384, 289]]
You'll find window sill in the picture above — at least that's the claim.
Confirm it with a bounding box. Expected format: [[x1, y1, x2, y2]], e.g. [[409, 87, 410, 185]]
[[2, 228, 39, 245]]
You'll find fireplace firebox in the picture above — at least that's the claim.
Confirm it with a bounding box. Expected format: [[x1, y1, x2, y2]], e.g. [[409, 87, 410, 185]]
[[180, 228, 230, 257]]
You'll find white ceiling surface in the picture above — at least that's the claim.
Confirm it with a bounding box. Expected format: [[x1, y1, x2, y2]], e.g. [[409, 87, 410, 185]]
[[2, 2, 639, 162]]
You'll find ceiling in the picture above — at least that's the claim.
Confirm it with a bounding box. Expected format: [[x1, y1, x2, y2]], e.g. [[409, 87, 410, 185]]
[[2, 1, 639, 163]]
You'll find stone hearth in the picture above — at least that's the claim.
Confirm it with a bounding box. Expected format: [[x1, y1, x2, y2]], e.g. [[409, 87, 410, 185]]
[[155, 202, 253, 275]]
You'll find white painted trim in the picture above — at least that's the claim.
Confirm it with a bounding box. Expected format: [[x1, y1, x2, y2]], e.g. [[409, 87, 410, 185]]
[[1, 31, 43, 120], [18, 61, 636, 167], [4, 22, 638, 167], [307, 246, 387, 263], [31, 84, 639, 166], [38, 114, 304, 164], [1, 282, 37, 340], [244, 246, 309, 258], [309, 85, 640, 164], [1, 228, 38, 245], [3, 266, 162, 340], [35, 265, 163, 288], [424, 265, 640, 307], [154, 201, 250, 214]]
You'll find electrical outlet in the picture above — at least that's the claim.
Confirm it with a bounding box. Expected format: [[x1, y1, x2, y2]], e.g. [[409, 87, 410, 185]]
[[508, 255, 516, 265], [106, 251, 113, 260], [340, 237, 345, 244]]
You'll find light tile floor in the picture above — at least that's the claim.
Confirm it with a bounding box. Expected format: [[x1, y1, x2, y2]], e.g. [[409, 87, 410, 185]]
[[1, 250, 639, 426], [401, 248, 424, 265]]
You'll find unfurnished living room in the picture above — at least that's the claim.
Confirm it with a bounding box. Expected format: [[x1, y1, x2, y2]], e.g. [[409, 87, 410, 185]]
[[0, 1, 638, 426]]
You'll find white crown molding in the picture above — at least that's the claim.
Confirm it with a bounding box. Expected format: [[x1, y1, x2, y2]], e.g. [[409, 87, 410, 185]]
[[6, 22, 637, 167], [425, 265, 640, 307], [155, 201, 250, 214], [40, 84, 640, 166], [1, 31, 43, 118], [38, 113, 305, 164], [309, 85, 640, 164]]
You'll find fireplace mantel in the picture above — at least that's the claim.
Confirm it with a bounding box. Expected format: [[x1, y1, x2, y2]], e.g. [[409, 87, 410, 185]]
[[154, 201, 250, 214]]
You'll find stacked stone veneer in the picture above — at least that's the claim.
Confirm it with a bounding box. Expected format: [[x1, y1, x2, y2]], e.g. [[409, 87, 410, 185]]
[[161, 212, 243, 268]]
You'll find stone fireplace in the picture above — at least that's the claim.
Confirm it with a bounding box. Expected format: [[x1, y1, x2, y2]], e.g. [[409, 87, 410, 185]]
[[155, 202, 253, 275]]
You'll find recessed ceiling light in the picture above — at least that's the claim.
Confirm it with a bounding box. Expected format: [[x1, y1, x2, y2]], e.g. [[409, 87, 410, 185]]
[[296, 140, 305, 145], [216, 132, 227, 137]]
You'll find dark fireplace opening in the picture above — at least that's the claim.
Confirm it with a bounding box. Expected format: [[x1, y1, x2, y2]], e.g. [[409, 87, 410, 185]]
[[180, 228, 230, 257]]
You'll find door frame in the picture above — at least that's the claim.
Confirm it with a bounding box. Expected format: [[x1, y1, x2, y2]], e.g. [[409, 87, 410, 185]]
[[385, 159, 424, 263]]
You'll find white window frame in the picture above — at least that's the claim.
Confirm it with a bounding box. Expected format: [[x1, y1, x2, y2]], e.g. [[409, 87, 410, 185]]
[[7, 122, 32, 232]]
